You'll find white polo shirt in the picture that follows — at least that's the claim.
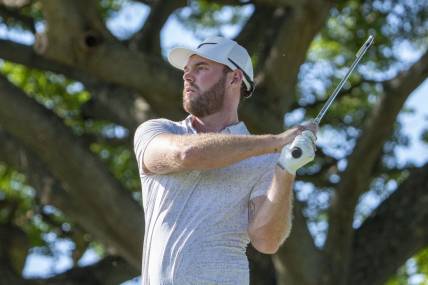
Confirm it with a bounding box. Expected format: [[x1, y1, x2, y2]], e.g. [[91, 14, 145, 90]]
[[134, 116, 278, 285]]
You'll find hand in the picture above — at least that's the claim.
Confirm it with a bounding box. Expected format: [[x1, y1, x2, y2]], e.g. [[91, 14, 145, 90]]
[[278, 121, 318, 147], [277, 130, 316, 175], [301, 121, 318, 134]]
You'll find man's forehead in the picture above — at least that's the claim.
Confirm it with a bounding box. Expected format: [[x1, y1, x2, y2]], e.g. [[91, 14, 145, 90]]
[[184, 55, 222, 68]]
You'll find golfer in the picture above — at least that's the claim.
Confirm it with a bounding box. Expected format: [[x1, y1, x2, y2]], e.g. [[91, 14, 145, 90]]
[[134, 36, 317, 285]]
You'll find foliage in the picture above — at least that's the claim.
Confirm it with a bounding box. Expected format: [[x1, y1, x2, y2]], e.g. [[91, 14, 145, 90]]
[[175, 0, 252, 40], [386, 251, 428, 285], [0, 164, 49, 250], [0, 61, 139, 193]]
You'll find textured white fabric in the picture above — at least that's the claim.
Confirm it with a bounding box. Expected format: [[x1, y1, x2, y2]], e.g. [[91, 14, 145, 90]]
[[134, 116, 278, 285]]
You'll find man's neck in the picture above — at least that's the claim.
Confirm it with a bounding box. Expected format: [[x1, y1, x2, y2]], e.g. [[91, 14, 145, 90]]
[[191, 111, 239, 133]]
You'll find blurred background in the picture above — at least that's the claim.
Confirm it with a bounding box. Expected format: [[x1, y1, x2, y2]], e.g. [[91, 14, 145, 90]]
[[0, 1, 427, 284]]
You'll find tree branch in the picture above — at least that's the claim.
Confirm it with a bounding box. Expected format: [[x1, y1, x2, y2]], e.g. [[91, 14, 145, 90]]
[[0, 223, 30, 275], [0, 39, 154, 130], [324, 49, 428, 284], [349, 164, 428, 285], [80, 132, 132, 148], [0, 129, 139, 268], [239, 2, 333, 133], [0, 128, 75, 210], [0, 39, 91, 82], [290, 78, 378, 111], [297, 146, 339, 188], [0, 255, 136, 285], [37, 0, 184, 120], [0, 4, 36, 33], [33, 256, 137, 285], [0, 74, 144, 269], [235, 4, 282, 62], [82, 83, 155, 130], [205, 0, 303, 7], [128, 0, 186, 55]]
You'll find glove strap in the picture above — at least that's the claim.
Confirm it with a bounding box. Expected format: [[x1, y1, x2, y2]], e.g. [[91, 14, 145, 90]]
[[276, 161, 296, 175], [276, 161, 285, 170]]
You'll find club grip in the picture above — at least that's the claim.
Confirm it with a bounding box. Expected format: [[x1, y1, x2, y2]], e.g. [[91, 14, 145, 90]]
[[291, 146, 302, 158]]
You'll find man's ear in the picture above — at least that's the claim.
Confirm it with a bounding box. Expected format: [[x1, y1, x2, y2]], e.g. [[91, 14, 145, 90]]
[[230, 70, 243, 86]]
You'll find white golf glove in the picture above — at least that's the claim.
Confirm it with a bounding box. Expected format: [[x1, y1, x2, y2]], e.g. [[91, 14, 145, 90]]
[[278, 130, 316, 175]]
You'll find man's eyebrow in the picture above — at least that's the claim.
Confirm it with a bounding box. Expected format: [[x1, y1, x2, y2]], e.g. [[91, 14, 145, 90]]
[[184, 61, 210, 70]]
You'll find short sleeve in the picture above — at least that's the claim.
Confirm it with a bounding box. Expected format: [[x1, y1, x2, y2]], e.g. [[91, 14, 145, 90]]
[[250, 169, 274, 200], [133, 119, 176, 175]]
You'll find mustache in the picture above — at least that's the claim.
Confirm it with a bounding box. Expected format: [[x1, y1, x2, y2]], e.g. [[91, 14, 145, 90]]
[[184, 83, 199, 91]]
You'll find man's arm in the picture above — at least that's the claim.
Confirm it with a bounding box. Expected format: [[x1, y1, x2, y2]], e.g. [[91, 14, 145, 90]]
[[143, 130, 300, 175], [248, 166, 295, 254], [248, 130, 317, 254]]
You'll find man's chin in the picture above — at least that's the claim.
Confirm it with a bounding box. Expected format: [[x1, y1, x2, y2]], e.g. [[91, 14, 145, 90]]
[[183, 101, 196, 116], [183, 104, 207, 118]]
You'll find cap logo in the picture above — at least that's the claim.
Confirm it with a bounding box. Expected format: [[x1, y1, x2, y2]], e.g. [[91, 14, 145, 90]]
[[197, 42, 217, 49]]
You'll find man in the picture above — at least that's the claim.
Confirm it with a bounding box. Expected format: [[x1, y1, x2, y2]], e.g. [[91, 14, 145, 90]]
[[134, 36, 316, 285]]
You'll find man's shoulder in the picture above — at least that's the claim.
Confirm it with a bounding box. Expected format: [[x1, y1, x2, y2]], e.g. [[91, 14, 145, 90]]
[[135, 117, 185, 132], [137, 117, 176, 127]]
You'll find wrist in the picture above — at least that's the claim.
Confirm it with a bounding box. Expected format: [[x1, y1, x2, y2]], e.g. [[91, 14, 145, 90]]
[[276, 161, 296, 176], [270, 134, 285, 153]]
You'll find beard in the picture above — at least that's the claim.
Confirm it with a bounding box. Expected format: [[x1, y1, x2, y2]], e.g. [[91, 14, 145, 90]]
[[182, 75, 226, 118]]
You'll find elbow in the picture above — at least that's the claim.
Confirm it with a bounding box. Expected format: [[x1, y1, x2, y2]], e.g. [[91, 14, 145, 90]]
[[179, 145, 212, 170], [176, 146, 203, 171], [249, 227, 291, 255], [249, 230, 282, 255], [178, 145, 196, 169], [250, 238, 280, 255]]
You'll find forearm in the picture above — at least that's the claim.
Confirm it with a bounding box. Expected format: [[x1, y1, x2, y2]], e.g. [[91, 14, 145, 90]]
[[248, 166, 295, 253], [170, 132, 283, 171], [143, 125, 304, 174]]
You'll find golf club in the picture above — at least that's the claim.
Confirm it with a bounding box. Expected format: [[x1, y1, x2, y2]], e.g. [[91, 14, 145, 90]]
[[291, 35, 375, 158]]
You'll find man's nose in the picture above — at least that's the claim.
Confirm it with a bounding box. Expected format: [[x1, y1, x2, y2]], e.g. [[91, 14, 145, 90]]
[[183, 70, 194, 82]]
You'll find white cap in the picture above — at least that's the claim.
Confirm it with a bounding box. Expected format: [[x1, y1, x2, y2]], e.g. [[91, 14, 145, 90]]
[[168, 36, 255, 96]]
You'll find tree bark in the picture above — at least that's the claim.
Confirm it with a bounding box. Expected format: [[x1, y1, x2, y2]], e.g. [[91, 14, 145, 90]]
[[37, 0, 184, 120], [324, 50, 428, 284], [0, 75, 143, 269], [350, 164, 428, 285], [241, 1, 332, 133], [0, 256, 136, 285], [128, 0, 186, 55]]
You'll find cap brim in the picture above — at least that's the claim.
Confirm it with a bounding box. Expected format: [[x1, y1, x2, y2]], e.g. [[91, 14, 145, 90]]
[[168, 46, 255, 94], [168, 47, 195, 70]]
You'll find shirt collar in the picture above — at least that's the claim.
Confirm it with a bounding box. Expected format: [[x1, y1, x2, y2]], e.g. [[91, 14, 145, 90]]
[[184, 115, 249, 135], [220, 121, 249, 135]]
